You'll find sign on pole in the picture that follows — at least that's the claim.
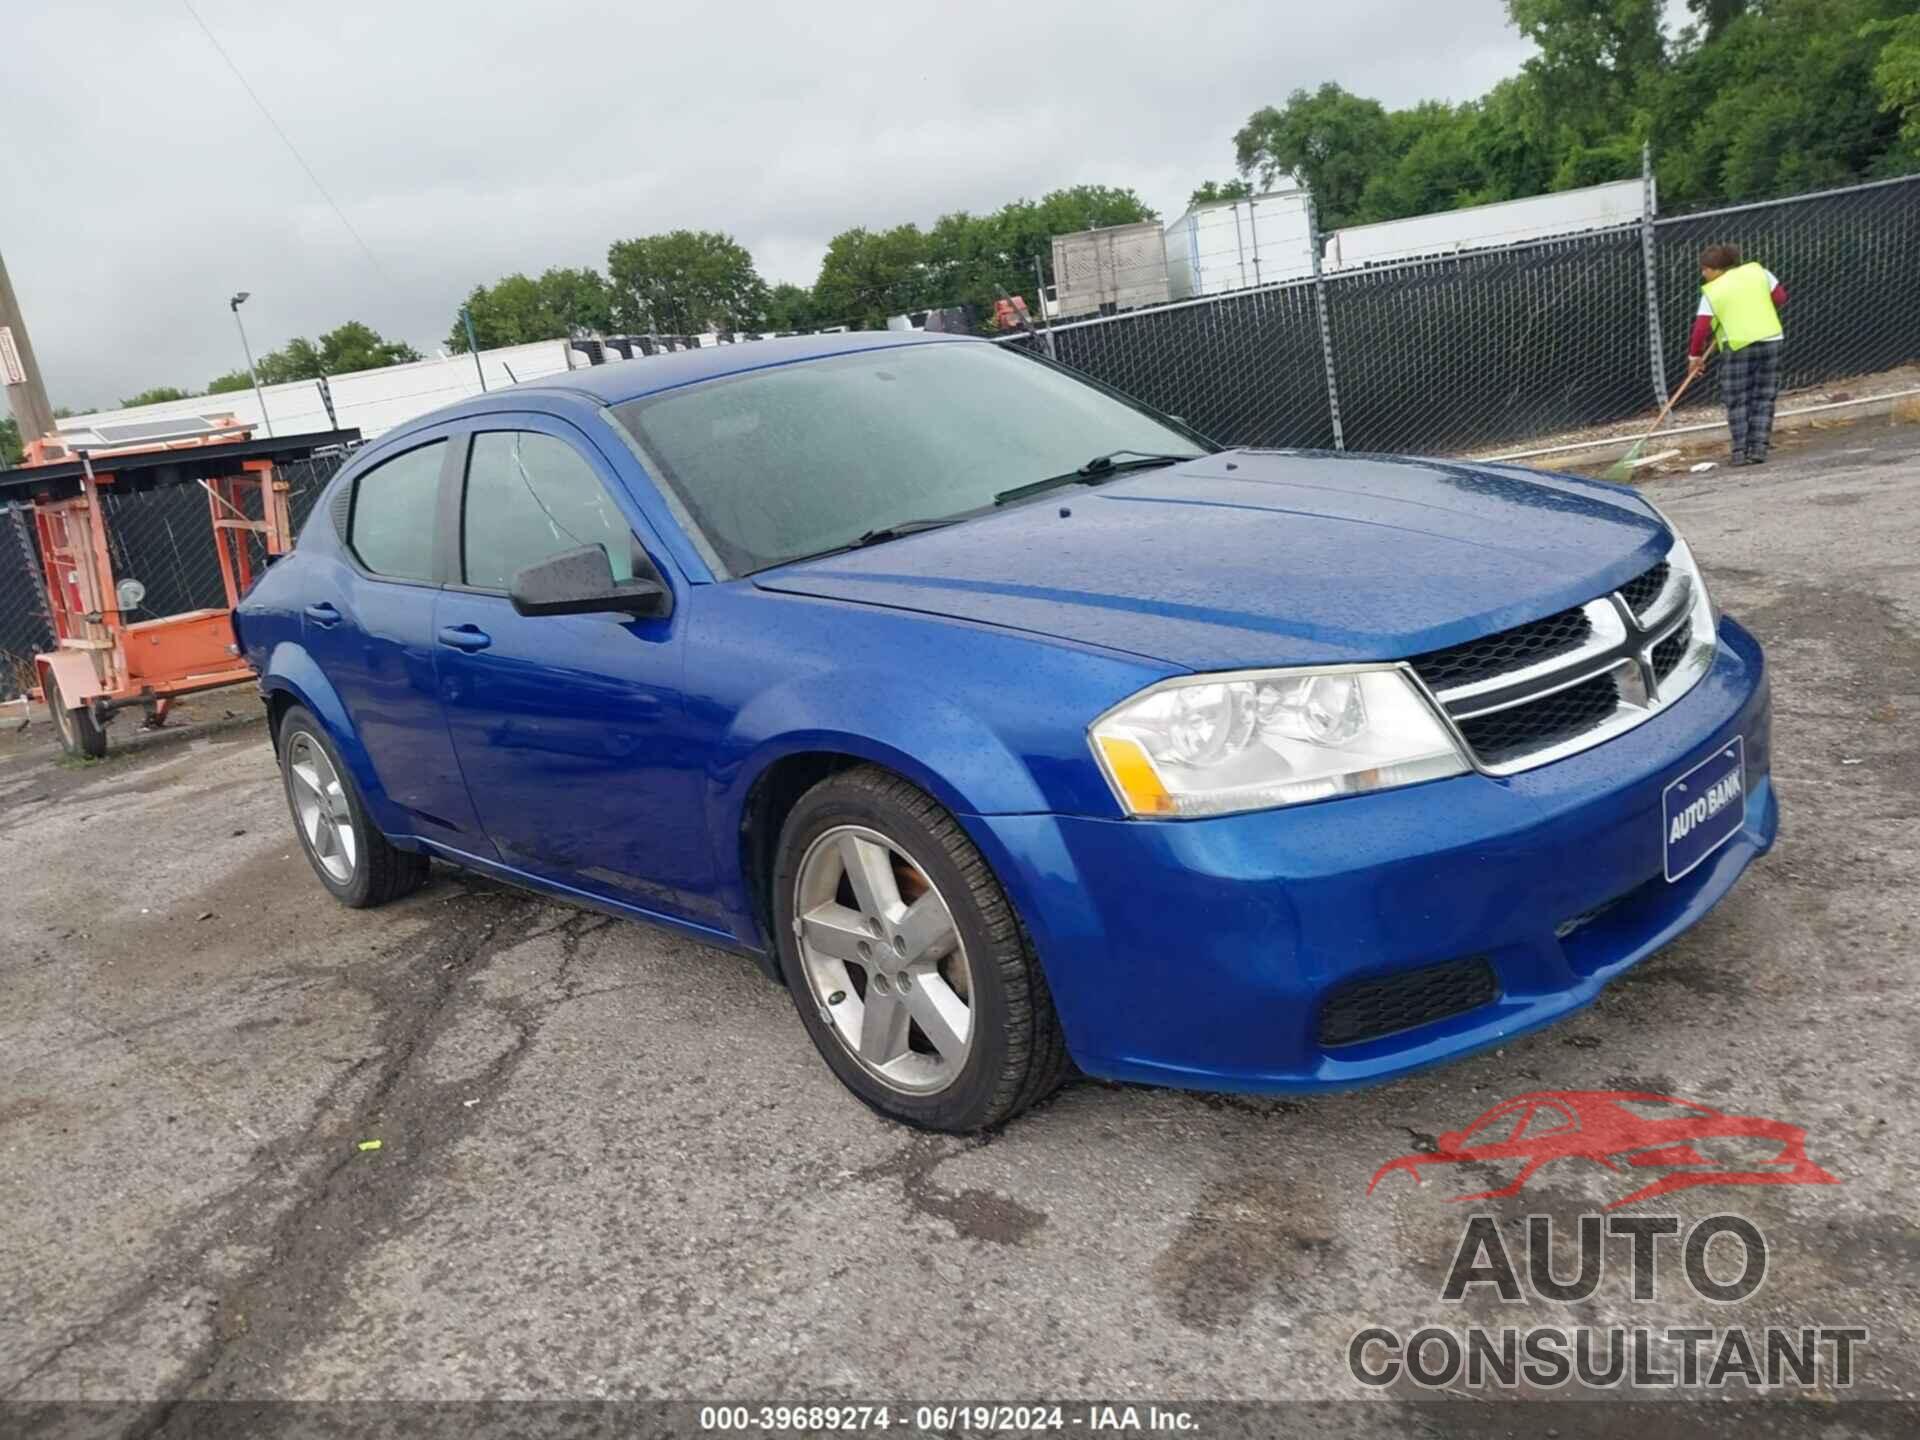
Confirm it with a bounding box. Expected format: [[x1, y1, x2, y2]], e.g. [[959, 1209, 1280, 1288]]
[[0, 326, 25, 386]]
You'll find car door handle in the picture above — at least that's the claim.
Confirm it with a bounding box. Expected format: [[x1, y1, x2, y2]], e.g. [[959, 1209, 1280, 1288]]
[[304, 602, 341, 627], [436, 624, 493, 653]]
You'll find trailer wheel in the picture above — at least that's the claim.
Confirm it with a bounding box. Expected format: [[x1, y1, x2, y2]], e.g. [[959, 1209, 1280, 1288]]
[[45, 673, 107, 759]]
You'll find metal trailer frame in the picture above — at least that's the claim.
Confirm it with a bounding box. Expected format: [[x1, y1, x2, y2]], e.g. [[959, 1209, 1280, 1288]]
[[0, 422, 358, 756]]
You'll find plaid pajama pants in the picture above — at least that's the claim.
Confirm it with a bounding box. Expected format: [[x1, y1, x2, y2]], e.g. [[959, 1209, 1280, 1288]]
[[1720, 340, 1782, 461]]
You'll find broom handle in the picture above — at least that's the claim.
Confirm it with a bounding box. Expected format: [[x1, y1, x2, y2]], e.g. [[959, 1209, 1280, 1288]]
[[1644, 364, 1702, 437]]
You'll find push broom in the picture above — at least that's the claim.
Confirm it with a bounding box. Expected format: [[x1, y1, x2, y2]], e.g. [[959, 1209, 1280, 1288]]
[[1604, 363, 1704, 482]]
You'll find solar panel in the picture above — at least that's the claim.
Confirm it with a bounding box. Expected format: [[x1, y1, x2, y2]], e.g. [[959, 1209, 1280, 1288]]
[[88, 417, 221, 445]]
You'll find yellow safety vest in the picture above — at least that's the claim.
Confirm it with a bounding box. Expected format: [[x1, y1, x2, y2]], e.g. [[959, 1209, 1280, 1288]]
[[1701, 262, 1783, 353]]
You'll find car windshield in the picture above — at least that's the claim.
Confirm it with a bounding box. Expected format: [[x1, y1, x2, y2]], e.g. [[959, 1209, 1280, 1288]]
[[608, 342, 1208, 576]]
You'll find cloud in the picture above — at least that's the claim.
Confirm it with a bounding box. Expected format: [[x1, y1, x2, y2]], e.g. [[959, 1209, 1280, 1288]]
[[0, 0, 1533, 410]]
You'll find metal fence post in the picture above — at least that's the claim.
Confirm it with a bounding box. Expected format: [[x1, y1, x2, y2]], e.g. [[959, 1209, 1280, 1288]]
[[1247, 194, 1262, 287], [1307, 194, 1347, 451], [1032, 255, 1058, 360], [1640, 142, 1670, 406]]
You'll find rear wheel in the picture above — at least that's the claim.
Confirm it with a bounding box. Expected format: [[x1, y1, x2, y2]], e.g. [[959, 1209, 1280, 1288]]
[[45, 673, 107, 759], [277, 704, 429, 908], [774, 765, 1070, 1131]]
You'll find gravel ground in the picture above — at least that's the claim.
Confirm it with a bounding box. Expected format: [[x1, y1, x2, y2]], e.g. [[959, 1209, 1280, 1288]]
[[2, 419, 1915, 1438]]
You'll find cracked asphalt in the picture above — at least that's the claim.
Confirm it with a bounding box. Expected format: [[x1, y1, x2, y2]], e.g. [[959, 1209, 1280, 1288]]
[[2, 420, 1916, 1436]]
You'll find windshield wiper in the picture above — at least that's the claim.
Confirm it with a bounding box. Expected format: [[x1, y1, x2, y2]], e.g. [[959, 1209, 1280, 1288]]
[[851, 516, 965, 547], [993, 450, 1199, 506], [770, 516, 964, 570]]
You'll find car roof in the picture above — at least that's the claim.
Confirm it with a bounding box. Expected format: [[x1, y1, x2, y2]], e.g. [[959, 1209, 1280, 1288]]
[[526, 329, 979, 406], [355, 330, 996, 460]]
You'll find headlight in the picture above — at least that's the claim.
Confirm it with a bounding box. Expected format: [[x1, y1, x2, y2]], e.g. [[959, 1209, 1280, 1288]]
[[1644, 502, 1719, 651], [1090, 667, 1468, 818]]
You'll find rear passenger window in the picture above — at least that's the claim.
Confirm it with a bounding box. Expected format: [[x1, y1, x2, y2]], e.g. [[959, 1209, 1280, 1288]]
[[462, 430, 635, 590], [349, 441, 445, 581]]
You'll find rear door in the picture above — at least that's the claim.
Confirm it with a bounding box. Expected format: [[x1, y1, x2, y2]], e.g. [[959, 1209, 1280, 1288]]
[[301, 434, 490, 849], [431, 416, 716, 924]]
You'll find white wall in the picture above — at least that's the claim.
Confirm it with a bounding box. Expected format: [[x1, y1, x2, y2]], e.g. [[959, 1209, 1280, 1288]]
[[58, 338, 579, 445]]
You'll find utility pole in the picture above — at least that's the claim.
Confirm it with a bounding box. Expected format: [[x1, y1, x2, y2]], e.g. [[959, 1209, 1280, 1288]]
[[0, 245, 57, 448], [462, 306, 487, 392]]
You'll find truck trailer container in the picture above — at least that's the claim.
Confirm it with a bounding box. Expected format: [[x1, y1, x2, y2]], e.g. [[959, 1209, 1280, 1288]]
[[1163, 188, 1315, 300]]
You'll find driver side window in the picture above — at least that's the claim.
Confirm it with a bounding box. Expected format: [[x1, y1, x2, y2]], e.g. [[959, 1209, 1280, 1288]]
[[461, 430, 635, 590]]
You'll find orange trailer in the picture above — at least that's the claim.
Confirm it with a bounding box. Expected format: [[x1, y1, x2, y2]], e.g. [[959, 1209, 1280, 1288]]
[[1, 416, 358, 756]]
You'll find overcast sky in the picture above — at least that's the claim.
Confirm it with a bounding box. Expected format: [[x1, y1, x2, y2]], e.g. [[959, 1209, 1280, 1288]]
[[2, 0, 1541, 413]]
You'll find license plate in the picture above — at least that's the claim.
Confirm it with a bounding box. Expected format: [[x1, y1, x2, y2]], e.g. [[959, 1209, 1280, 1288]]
[[1663, 737, 1747, 882]]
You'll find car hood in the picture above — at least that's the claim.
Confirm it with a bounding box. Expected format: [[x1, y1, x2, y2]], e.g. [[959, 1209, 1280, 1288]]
[[753, 450, 1668, 670]]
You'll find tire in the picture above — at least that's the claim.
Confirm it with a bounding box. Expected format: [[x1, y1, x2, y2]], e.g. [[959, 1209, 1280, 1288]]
[[277, 704, 429, 909], [774, 764, 1070, 1131], [46, 673, 107, 759]]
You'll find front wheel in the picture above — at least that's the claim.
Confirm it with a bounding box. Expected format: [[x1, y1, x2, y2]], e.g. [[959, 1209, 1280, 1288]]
[[277, 704, 429, 908], [46, 673, 107, 759], [774, 765, 1070, 1131]]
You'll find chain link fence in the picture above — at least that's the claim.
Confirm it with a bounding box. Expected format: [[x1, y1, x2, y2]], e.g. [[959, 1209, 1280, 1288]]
[[1013, 279, 1337, 449], [1653, 174, 1920, 423], [1019, 170, 1920, 457], [0, 453, 343, 701]]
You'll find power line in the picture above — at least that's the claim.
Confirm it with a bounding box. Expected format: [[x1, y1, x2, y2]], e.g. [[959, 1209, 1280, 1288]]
[[179, 0, 385, 277]]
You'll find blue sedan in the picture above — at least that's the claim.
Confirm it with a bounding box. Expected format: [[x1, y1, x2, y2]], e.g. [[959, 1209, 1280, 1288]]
[[234, 332, 1776, 1130]]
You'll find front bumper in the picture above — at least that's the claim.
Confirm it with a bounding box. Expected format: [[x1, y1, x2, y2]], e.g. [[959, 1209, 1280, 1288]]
[[964, 617, 1777, 1093]]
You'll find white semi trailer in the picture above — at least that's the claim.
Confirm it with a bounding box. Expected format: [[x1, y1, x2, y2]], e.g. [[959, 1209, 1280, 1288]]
[[1162, 188, 1315, 300], [1321, 177, 1651, 271]]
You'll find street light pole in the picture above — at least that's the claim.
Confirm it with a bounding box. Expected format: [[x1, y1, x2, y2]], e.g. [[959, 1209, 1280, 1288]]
[[229, 292, 273, 437]]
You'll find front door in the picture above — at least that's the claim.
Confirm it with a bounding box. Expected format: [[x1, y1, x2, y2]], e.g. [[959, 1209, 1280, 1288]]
[[431, 419, 716, 925], [303, 434, 489, 847]]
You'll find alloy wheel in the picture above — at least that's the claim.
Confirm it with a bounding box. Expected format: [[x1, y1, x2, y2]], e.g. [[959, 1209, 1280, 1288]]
[[286, 732, 357, 885], [793, 824, 973, 1095]]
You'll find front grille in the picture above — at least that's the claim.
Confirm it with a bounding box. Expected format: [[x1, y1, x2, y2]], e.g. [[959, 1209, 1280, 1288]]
[[1457, 671, 1621, 767], [1617, 560, 1670, 619], [1651, 624, 1689, 681], [1317, 958, 1499, 1048], [1408, 603, 1591, 691], [1408, 546, 1710, 774]]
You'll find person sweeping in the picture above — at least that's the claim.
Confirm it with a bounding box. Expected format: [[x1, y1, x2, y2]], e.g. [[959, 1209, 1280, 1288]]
[[1688, 244, 1788, 467]]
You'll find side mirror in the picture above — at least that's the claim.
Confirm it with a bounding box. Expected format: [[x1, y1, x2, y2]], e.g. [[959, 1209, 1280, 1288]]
[[509, 543, 672, 619]]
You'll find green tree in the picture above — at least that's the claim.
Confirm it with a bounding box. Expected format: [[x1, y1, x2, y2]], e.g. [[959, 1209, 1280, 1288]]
[[253, 337, 321, 383], [314, 322, 422, 374], [120, 386, 193, 408], [1686, 0, 1749, 43], [606, 230, 768, 335], [1186, 179, 1252, 208], [1653, 0, 1906, 205], [450, 266, 613, 352], [761, 281, 829, 332], [812, 225, 932, 329], [1224, 0, 1916, 232], [1234, 84, 1397, 228], [1871, 12, 1920, 148], [0, 415, 21, 467], [203, 322, 420, 392], [1505, 0, 1668, 142]]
